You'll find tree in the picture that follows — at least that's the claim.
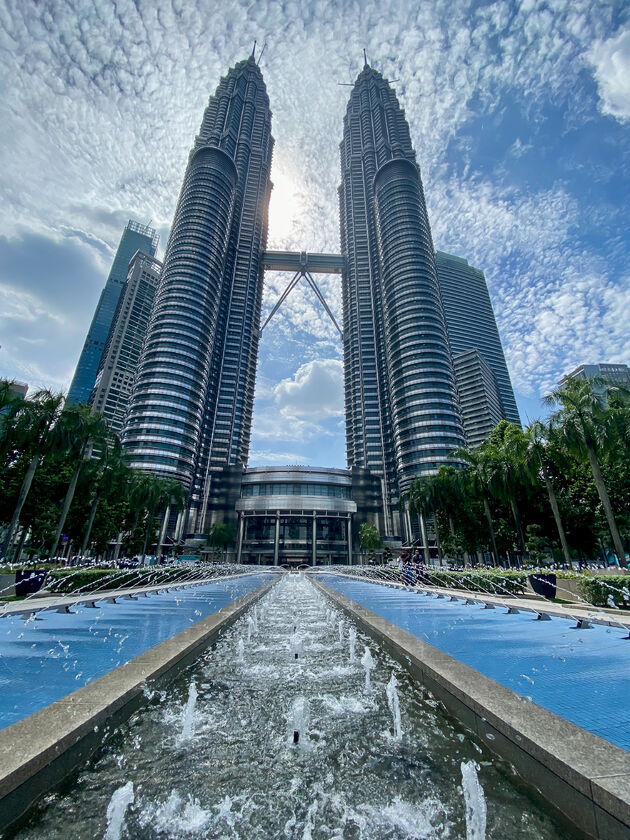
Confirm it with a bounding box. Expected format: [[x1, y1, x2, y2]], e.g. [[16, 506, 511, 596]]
[[49, 406, 110, 556], [79, 437, 130, 555], [452, 446, 500, 566], [207, 522, 235, 562], [483, 422, 529, 561], [0, 389, 65, 560], [358, 522, 381, 563], [522, 420, 572, 565], [544, 377, 629, 568]]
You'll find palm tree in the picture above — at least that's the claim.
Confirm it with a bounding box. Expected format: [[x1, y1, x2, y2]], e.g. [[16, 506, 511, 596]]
[[544, 377, 628, 568], [0, 390, 65, 560], [452, 446, 499, 566], [523, 420, 572, 565], [358, 521, 382, 563], [79, 437, 129, 556], [155, 479, 188, 560], [484, 423, 528, 561], [407, 478, 432, 562], [49, 406, 110, 557], [208, 522, 236, 562]]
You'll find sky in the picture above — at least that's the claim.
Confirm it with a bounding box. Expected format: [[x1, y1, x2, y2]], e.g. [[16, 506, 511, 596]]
[[0, 0, 629, 470]]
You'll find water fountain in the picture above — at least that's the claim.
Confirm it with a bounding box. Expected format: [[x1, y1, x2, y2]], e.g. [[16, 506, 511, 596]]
[[104, 781, 134, 840], [288, 696, 310, 747], [461, 760, 487, 840], [2, 574, 596, 839], [361, 645, 375, 693], [385, 673, 402, 740], [348, 626, 357, 663], [237, 637, 245, 663], [179, 680, 197, 742]]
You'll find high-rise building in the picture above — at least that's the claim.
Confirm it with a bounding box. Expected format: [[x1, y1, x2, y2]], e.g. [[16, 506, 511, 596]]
[[339, 64, 465, 534], [122, 56, 273, 532], [452, 349, 504, 447], [560, 363, 630, 387], [89, 251, 162, 434], [435, 251, 520, 435], [67, 220, 159, 405]]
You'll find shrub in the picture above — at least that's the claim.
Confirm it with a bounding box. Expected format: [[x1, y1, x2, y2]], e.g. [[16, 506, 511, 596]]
[[47, 566, 205, 594], [576, 576, 630, 607]]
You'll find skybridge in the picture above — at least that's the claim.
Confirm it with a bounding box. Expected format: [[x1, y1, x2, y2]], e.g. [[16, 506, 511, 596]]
[[260, 250, 344, 338]]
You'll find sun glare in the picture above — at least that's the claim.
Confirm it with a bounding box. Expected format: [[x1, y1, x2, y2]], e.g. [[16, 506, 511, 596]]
[[268, 164, 303, 244]]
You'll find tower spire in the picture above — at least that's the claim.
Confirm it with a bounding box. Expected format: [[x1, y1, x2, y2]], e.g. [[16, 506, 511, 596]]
[[363, 48, 368, 68], [251, 40, 257, 59]]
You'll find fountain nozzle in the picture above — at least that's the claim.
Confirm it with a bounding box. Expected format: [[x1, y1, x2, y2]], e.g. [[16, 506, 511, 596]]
[[293, 730, 299, 744]]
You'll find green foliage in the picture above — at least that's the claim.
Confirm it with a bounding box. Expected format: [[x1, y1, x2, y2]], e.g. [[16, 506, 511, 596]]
[[576, 575, 630, 607], [358, 522, 381, 552], [48, 566, 197, 593], [525, 524, 550, 565]]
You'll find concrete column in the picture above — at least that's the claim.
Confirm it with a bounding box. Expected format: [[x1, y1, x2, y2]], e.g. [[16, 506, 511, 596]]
[[236, 513, 244, 564], [312, 513, 317, 566], [273, 512, 280, 566], [347, 517, 353, 565]]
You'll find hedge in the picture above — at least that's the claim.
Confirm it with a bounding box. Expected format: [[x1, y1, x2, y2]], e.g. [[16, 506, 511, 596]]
[[576, 575, 630, 607], [47, 566, 212, 594]]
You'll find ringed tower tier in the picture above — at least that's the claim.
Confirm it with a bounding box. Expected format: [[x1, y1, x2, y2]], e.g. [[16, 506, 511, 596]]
[[339, 64, 465, 535], [122, 56, 274, 532]]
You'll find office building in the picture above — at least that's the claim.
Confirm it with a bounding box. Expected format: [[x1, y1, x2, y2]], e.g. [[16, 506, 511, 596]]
[[122, 55, 273, 533], [452, 349, 504, 447], [560, 363, 630, 387], [67, 220, 159, 405], [339, 63, 465, 534], [435, 250, 520, 436], [89, 251, 162, 434]]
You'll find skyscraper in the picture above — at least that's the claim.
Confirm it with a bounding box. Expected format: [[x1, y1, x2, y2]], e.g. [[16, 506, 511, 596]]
[[452, 349, 505, 447], [435, 251, 520, 431], [339, 64, 465, 534], [67, 220, 159, 405], [122, 56, 273, 532], [89, 250, 162, 434]]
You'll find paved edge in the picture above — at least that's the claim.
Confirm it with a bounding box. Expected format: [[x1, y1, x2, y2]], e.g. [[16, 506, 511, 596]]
[[312, 578, 630, 840], [0, 579, 274, 836]]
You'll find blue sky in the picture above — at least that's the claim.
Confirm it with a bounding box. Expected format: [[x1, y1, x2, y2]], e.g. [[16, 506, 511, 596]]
[[0, 0, 629, 469]]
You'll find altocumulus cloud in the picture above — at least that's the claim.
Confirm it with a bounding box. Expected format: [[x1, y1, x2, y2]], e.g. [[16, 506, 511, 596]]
[[0, 0, 628, 464], [589, 30, 630, 121]]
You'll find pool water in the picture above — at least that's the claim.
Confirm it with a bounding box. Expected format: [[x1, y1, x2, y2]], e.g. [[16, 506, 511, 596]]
[[0, 574, 270, 730], [318, 575, 630, 750]]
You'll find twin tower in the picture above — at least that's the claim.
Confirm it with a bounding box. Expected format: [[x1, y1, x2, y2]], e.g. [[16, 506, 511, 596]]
[[121, 55, 465, 536]]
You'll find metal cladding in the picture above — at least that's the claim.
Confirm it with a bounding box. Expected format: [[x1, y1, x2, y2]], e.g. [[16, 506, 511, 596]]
[[123, 57, 273, 506], [339, 65, 465, 528]]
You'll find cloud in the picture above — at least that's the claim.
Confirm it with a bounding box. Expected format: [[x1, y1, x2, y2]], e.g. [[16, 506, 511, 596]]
[[0, 228, 107, 388], [274, 359, 344, 420], [589, 30, 630, 121], [0, 0, 627, 463]]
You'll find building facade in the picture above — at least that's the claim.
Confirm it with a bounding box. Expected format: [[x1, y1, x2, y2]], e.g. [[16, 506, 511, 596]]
[[339, 64, 465, 535], [89, 251, 162, 435], [67, 220, 159, 405], [452, 349, 505, 447], [560, 363, 630, 387], [435, 250, 520, 438], [205, 465, 385, 565], [122, 55, 273, 533]]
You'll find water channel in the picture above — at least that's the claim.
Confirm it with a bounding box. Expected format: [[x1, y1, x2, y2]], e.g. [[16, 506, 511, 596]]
[[11, 574, 580, 839]]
